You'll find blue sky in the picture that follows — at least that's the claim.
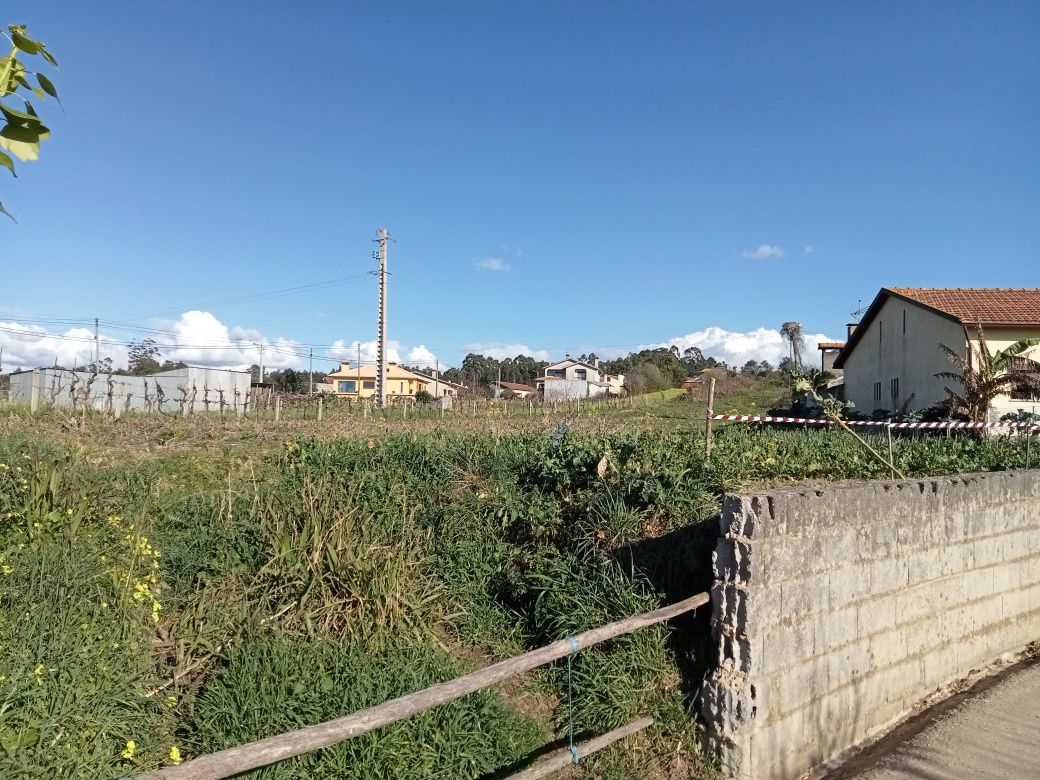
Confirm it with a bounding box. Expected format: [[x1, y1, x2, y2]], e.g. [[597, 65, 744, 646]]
[[2, 2, 1038, 372]]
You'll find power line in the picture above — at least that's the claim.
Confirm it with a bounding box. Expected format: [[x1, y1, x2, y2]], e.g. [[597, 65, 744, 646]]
[[109, 273, 374, 322]]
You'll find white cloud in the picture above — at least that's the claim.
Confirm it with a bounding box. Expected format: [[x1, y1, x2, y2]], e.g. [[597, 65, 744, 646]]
[[328, 338, 401, 366], [650, 326, 837, 367], [155, 311, 305, 372], [406, 345, 439, 367], [0, 311, 311, 374], [803, 244, 816, 255], [741, 244, 786, 260], [0, 321, 127, 371], [474, 257, 511, 273], [464, 342, 551, 362]]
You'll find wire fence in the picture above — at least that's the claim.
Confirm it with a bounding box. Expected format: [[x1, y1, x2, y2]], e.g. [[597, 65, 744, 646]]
[[0, 371, 653, 422]]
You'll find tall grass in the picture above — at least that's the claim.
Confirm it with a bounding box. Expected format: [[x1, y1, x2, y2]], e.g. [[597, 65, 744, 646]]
[[0, 419, 1033, 777]]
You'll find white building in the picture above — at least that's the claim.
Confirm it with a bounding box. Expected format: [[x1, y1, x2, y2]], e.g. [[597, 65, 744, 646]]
[[534, 355, 625, 400], [7, 365, 252, 414]]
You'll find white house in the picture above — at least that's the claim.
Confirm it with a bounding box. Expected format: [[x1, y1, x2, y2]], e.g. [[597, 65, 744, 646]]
[[534, 355, 625, 400], [834, 288, 1040, 418]]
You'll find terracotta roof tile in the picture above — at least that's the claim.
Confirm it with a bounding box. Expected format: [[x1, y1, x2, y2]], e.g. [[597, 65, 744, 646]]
[[817, 341, 846, 350], [887, 288, 1040, 326]]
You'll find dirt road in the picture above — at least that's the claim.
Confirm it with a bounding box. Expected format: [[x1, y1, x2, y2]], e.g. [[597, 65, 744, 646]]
[[850, 659, 1040, 780]]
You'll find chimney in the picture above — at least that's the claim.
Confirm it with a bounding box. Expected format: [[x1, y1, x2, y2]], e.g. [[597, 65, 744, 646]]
[[594, 357, 599, 368], [565, 353, 572, 361], [846, 323, 857, 339]]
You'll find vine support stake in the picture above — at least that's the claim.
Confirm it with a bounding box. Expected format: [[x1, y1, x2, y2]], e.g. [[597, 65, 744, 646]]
[[704, 377, 716, 464], [887, 424, 895, 479]]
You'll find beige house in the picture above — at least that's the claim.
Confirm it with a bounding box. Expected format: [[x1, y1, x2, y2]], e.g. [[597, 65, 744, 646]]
[[834, 288, 1040, 418], [408, 370, 465, 399], [492, 381, 537, 399], [326, 362, 429, 400]]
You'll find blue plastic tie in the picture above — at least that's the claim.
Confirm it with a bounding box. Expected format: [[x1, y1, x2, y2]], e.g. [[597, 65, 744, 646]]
[[565, 635, 580, 764]]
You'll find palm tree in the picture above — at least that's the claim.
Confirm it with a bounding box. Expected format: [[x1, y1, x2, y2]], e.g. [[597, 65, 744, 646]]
[[780, 321, 804, 370], [936, 327, 1040, 422]]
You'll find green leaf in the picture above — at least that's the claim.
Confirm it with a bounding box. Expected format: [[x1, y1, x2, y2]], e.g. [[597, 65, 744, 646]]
[[0, 149, 14, 176], [0, 201, 16, 222], [40, 49, 59, 69], [0, 101, 43, 128], [11, 30, 41, 55], [0, 130, 41, 162], [1, 122, 49, 143], [36, 72, 58, 100]]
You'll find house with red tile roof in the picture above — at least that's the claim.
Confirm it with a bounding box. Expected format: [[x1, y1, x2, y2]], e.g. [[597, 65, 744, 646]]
[[491, 380, 537, 399], [834, 288, 1040, 418]]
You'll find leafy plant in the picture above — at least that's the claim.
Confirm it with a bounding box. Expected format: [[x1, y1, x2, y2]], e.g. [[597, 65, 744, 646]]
[[1, 24, 59, 220], [937, 327, 1040, 422]]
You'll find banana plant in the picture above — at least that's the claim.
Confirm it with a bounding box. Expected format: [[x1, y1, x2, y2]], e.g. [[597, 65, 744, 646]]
[[936, 325, 1040, 422], [1, 24, 60, 221]]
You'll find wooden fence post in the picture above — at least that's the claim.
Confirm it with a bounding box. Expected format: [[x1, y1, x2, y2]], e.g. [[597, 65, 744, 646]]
[[317, 396, 323, 422], [30, 369, 40, 414], [275, 396, 281, 422], [704, 377, 716, 464]]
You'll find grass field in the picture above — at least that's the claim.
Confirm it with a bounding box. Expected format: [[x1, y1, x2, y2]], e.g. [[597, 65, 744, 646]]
[[0, 377, 1033, 778]]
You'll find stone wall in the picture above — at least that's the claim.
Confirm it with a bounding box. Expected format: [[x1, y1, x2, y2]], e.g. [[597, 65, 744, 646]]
[[701, 471, 1040, 779]]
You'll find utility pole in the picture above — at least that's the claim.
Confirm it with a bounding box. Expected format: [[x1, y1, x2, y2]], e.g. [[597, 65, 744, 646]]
[[257, 343, 265, 383], [357, 342, 362, 399], [434, 358, 440, 398], [94, 318, 100, 365], [497, 365, 502, 400], [373, 227, 390, 409], [309, 347, 314, 394]]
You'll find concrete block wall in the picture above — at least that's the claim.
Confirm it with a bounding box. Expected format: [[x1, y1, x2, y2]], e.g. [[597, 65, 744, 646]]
[[701, 471, 1040, 779]]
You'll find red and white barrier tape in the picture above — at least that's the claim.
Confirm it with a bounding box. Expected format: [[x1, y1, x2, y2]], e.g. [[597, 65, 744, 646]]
[[709, 414, 1040, 430]]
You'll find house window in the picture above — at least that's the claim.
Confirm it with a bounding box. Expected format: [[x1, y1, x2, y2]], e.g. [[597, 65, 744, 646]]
[[399, 382, 404, 393], [575, 369, 587, 380], [890, 378, 899, 399], [337, 380, 356, 394], [873, 382, 882, 402], [362, 380, 375, 390], [902, 310, 906, 334], [548, 369, 565, 378]]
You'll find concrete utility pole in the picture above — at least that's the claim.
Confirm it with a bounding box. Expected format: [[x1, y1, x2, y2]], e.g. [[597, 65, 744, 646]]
[[94, 318, 100, 365], [257, 343, 265, 383], [309, 347, 314, 394], [434, 358, 440, 398], [374, 227, 390, 409], [357, 342, 362, 398]]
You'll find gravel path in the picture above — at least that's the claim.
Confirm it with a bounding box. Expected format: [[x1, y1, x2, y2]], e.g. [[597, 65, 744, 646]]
[[854, 660, 1040, 780]]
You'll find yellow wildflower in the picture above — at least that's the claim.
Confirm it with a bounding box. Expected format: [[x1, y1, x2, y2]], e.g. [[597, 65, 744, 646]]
[[168, 745, 182, 764], [2, 564, 12, 576], [163, 694, 178, 709], [121, 740, 136, 759]]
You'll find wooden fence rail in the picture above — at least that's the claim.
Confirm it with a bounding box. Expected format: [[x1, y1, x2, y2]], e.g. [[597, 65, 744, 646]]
[[137, 592, 708, 780], [501, 717, 655, 780]]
